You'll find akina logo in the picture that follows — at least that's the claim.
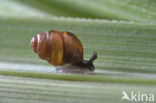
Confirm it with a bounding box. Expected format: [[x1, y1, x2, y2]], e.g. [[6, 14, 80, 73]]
[[121, 91, 155, 102]]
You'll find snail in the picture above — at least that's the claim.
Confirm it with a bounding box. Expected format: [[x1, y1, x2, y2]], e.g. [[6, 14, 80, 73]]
[[30, 30, 97, 74]]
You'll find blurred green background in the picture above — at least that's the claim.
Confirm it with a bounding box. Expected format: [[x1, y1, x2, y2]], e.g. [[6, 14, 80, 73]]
[[0, 0, 156, 103]]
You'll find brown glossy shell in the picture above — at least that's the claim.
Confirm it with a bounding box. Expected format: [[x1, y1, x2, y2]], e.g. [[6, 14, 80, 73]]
[[30, 30, 83, 66]]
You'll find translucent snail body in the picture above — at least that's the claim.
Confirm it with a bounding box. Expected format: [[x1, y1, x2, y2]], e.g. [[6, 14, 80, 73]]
[[30, 30, 97, 73]]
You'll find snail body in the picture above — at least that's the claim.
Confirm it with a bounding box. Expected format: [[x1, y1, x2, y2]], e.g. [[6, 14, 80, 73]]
[[30, 30, 97, 73]]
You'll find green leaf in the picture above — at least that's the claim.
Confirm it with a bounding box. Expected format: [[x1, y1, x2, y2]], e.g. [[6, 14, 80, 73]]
[[1, 75, 156, 103], [0, 16, 156, 73], [16, 0, 156, 23]]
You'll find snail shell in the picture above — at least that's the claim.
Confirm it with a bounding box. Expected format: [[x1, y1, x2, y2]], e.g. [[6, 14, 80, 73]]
[[31, 30, 83, 66], [30, 30, 97, 73]]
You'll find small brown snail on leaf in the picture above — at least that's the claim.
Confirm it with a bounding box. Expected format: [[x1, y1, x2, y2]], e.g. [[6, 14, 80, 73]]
[[30, 30, 97, 74]]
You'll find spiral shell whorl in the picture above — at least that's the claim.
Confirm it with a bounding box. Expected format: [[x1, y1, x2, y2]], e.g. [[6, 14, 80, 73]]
[[30, 35, 38, 53], [30, 30, 63, 66]]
